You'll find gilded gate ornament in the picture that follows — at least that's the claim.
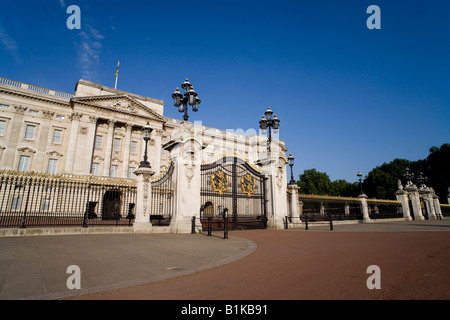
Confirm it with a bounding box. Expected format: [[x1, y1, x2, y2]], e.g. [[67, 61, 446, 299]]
[[210, 169, 228, 195], [241, 173, 256, 197]]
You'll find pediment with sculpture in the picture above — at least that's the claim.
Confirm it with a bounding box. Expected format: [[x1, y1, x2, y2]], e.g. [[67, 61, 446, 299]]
[[71, 94, 166, 123]]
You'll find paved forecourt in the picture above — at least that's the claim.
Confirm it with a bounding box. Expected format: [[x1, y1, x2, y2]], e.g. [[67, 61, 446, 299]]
[[70, 219, 450, 300], [0, 232, 255, 300], [1, 219, 449, 300]]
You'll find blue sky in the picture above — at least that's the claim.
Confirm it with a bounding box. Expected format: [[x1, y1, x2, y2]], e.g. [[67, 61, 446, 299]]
[[1, 0, 449, 183]]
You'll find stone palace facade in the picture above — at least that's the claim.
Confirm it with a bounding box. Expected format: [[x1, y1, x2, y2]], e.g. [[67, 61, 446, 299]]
[[0, 77, 294, 232]]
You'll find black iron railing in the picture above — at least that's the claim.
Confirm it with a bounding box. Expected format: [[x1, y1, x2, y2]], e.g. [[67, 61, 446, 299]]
[[0, 170, 136, 228], [150, 162, 175, 226], [367, 200, 403, 219]]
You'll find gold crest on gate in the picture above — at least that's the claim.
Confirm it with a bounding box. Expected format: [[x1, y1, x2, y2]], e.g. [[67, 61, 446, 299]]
[[210, 169, 228, 195], [241, 173, 256, 197]]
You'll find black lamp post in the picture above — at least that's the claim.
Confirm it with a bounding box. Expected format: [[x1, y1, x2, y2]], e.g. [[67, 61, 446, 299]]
[[172, 78, 201, 122], [403, 167, 415, 184], [357, 171, 364, 195], [288, 153, 295, 184], [259, 106, 280, 152], [223, 208, 229, 239], [416, 171, 428, 188], [139, 122, 152, 168]]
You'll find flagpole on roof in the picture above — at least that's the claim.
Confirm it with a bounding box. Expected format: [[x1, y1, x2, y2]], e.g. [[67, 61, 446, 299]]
[[114, 60, 120, 89]]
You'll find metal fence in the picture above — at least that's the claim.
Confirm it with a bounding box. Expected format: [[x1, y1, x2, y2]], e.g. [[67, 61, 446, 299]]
[[367, 199, 403, 219], [150, 162, 175, 226], [297, 195, 405, 221], [441, 204, 450, 217], [300, 197, 363, 221], [0, 170, 136, 228]]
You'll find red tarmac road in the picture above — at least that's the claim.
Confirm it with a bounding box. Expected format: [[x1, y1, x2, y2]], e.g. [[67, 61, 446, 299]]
[[73, 228, 450, 300]]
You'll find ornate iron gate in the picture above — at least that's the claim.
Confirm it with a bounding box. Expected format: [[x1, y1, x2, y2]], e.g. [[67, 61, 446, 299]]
[[150, 162, 175, 226], [200, 156, 266, 230]]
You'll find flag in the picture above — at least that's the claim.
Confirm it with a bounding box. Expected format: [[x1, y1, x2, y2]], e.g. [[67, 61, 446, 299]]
[[114, 61, 120, 89], [115, 61, 120, 78]]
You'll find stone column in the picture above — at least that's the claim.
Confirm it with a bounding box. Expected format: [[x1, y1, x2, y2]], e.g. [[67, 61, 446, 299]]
[[432, 189, 442, 219], [35, 111, 54, 172], [122, 124, 132, 178], [287, 184, 301, 226], [3, 105, 27, 169], [256, 156, 288, 230], [103, 119, 115, 177], [83, 116, 98, 175], [395, 189, 412, 221], [320, 202, 325, 216], [133, 166, 154, 233], [344, 203, 350, 216], [167, 137, 202, 234], [72, 115, 98, 175], [359, 194, 371, 223], [64, 112, 83, 174], [420, 186, 436, 219], [405, 183, 424, 220], [151, 129, 163, 175]]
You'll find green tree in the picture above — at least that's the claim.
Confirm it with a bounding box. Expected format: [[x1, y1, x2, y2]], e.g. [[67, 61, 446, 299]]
[[330, 179, 360, 197], [297, 169, 331, 195], [412, 144, 450, 201], [362, 158, 411, 200], [297, 169, 358, 196], [295, 144, 449, 200]]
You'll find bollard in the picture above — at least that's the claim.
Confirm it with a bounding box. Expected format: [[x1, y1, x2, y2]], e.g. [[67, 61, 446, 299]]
[[284, 216, 288, 229], [329, 215, 333, 231], [191, 216, 196, 234], [208, 217, 212, 236], [305, 216, 309, 230], [224, 217, 228, 239]]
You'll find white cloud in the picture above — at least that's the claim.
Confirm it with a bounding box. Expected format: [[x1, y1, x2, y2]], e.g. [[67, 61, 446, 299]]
[[0, 25, 20, 62], [0, 29, 17, 51], [75, 24, 104, 81]]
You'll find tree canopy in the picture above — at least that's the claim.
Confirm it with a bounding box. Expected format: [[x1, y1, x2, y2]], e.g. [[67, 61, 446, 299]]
[[295, 143, 450, 201], [297, 169, 359, 197], [362, 158, 410, 200]]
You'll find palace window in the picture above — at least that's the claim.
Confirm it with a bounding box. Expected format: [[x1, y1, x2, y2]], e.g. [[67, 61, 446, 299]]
[[130, 141, 138, 153], [24, 124, 36, 140], [0, 104, 9, 109], [52, 129, 62, 144], [47, 159, 58, 174], [0, 120, 5, 136], [18, 155, 30, 172], [91, 163, 100, 176], [29, 110, 39, 115], [41, 199, 51, 212], [11, 196, 22, 211], [128, 167, 135, 179], [113, 138, 121, 151], [110, 165, 119, 178], [94, 135, 103, 148]]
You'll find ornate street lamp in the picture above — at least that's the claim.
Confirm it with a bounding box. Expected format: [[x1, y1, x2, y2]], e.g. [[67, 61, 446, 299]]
[[139, 122, 152, 168], [416, 171, 428, 188], [259, 106, 280, 151], [403, 167, 415, 184], [172, 78, 201, 121], [287, 153, 295, 184], [357, 171, 364, 195]]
